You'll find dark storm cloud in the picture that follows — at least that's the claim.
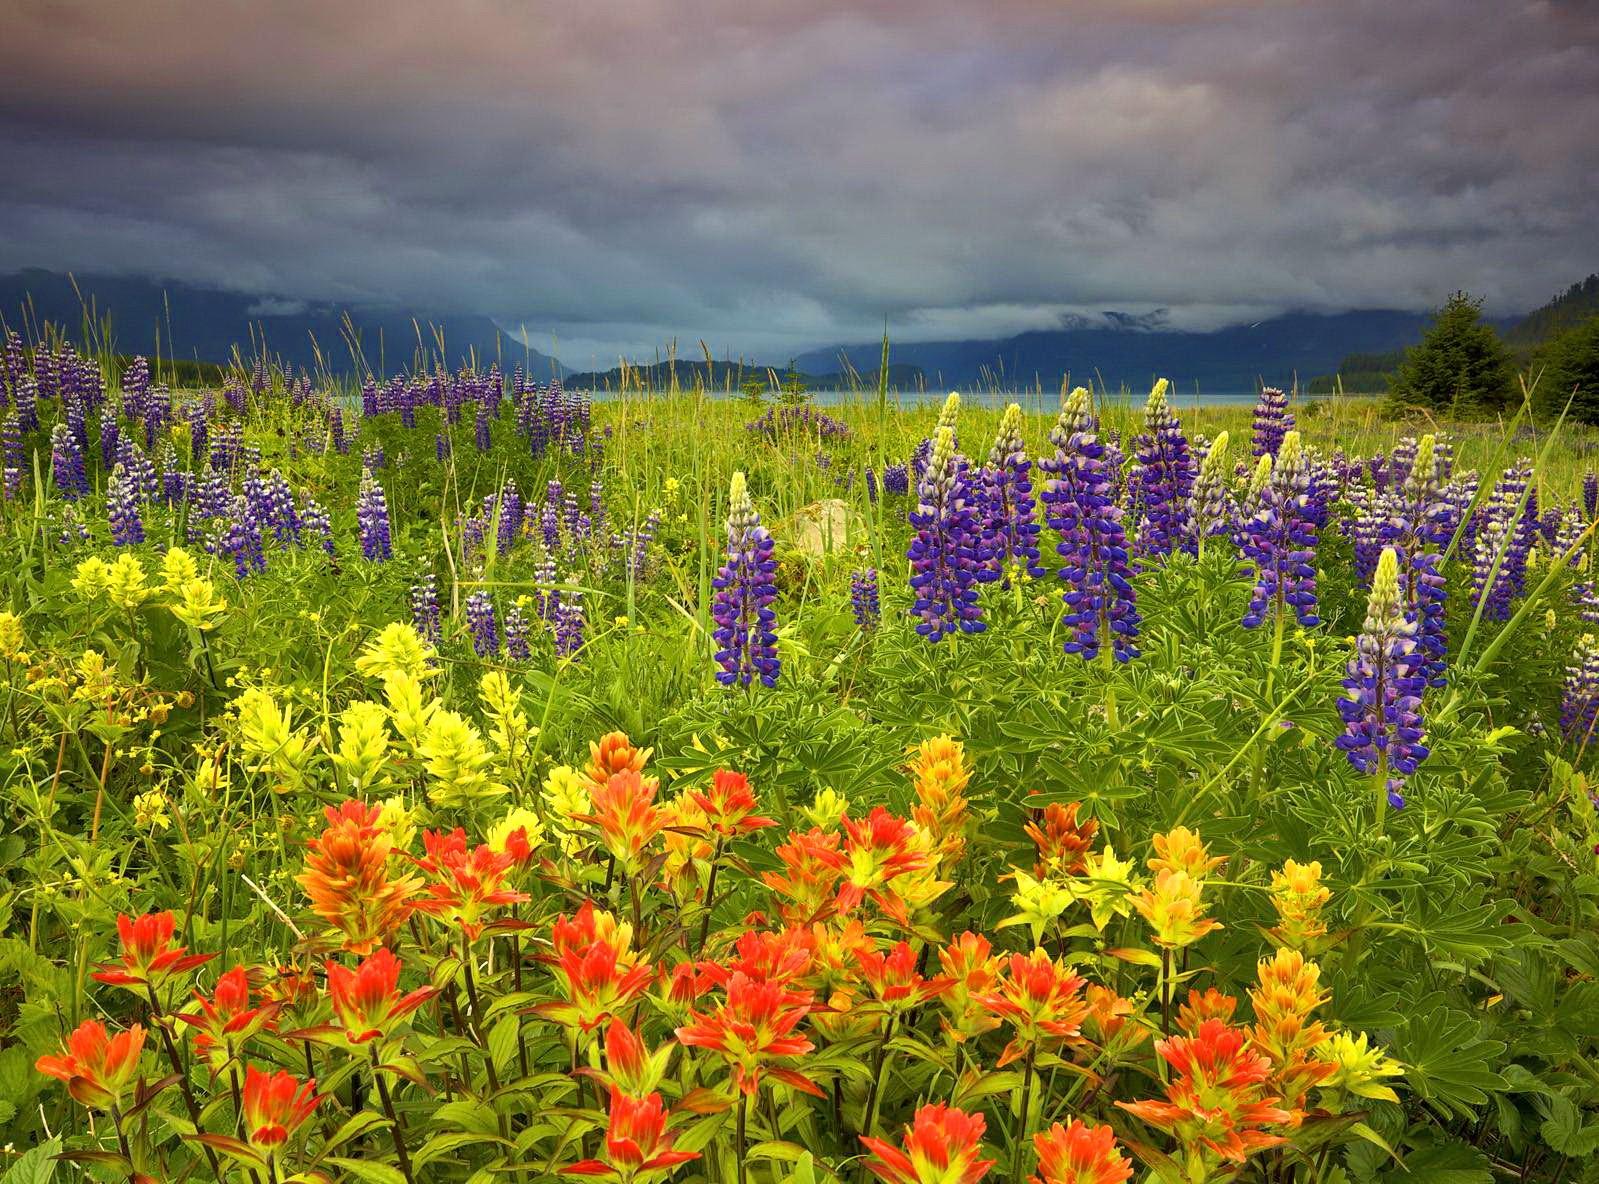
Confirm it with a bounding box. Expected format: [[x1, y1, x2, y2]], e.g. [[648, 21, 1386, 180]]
[[0, 0, 1595, 361]]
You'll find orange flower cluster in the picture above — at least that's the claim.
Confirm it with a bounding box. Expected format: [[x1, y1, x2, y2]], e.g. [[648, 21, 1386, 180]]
[[296, 800, 422, 955]]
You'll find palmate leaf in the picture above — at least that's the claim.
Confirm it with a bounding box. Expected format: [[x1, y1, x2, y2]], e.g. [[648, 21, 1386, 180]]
[[1380, 1137, 1493, 1184], [1389, 1005, 1508, 1118], [1541, 1093, 1599, 1158]]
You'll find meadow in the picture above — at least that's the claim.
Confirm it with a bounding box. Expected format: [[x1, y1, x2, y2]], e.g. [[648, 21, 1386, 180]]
[[3, 336, 1599, 1184]]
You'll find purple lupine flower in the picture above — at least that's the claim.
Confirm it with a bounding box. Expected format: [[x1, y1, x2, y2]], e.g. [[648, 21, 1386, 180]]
[[1131, 380, 1196, 561], [1240, 432, 1320, 630], [882, 463, 909, 497], [1250, 386, 1293, 458], [435, 431, 450, 461], [186, 401, 209, 460], [976, 403, 1043, 582], [106, 463, 145, 546], [301, 497, 335, 557], [261, 470, 301, 543], [625, 512, 658, 581], [554, 578, 585, 658], [1188, 430, 1233, 546], [1040, 388, 1140, 663], [465, 590, 500, 657], [504, 602, 532, 660], [144, 384, 171, 449], [1561, 634, 1599, 747], [221, 496, 267, 576], [356, 468, 393, 561], [15, 377, 38, 433], [474, 400, 492, 451], [850, 568, 880, 628], [159, 444, 188, 507], [1391, 436, 1451, 687], [535, 554, 559, 621], [57, 506, 91, 547], [65, 392, 89, 456], [588, 479, 606, 539], [362, 443, 385, 472], [1585, 471, 1598, 523], [745, 404, 851, 443], [1336, 547, 1429, 809], [1, 412, 23, 500], [1471, 461, 1537, 620], [2, 331, 22, 405], [99, 401, 121, 469], [711, 471, 781, 684], [120, 357, 150, 421], [496, 480, 523, 552], [864, 466, 879, 503], [410, 574, 442, 642], [906, 425, 985, 643], [329, 407, 349, 455], [360, 378, 380, 419], [50, 422, 89, 500]]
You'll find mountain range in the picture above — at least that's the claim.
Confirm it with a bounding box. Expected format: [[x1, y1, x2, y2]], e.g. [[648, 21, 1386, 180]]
[[0, 267, 1543, 393]]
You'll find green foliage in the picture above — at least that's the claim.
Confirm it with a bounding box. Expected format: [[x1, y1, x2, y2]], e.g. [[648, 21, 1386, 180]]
[[1390, 292, 1516, 415], [1535, 313, 1599, 423]]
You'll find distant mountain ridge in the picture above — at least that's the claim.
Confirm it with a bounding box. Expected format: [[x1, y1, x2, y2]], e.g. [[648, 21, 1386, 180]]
[[793, 310, 1516, 393], [0, 269, 568, 380]]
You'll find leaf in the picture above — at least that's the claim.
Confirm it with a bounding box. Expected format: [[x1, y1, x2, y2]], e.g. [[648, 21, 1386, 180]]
[[324, 1157, 408, 1184], [488, 1012, 521, 1076], [1, 1138, 60, 1184], [412, 1132, 512, 1173], [313, 1110, 392, 1159], [1542, 1094, 1599, 1158], [1383, 1138, 1492, 1184], [1389, 1006, 1508, 1116]]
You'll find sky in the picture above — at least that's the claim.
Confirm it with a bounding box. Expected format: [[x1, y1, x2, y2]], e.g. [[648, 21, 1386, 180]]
[[1, 0, 1596, 365]]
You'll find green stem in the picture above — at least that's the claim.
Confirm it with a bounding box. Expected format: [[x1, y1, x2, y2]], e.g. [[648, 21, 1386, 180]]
[[370, 1047, 417, 1184]]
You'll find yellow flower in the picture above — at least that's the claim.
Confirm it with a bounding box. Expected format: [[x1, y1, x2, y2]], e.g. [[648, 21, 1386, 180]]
[[73, 649, 117, 703], [132, 790, 171, 831], [1270, 859, 1332, 950], [1069, 845, 1142, 931], [71, 556, 114, 599], [160, 547, 200, 592], [169, 578, 227, 631], [233, 687, 314, 792], [1000, 870, 1074, 943], [1147, 826, 1225, 881], [1318, 1032, 1403, 1103], [418, 709, 506, 807], [488, 806, 546, 859], [0, 612, 26, 661], [801, 787, 850, 830], [543, 765, 592, 821], [382, 670, 437, 750], [189, 755, 229, 798], [105, 554, 153, 610], [331, 701, 392, 791], [375, 795, 417, 854], [355, 622, 437, 683], [1132, 868, 1221, 949], [479, 671, 533, 770]]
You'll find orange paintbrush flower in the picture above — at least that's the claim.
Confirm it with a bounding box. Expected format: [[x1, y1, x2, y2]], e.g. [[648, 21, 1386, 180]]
[[1132, 869, 1222, 949], [935, 931, 1002, 1041], [412, 827, 530, 941], [176, 966, 279, 1069], [241, 1065, 320, 1156], [1116, 1018, 1296, 1166], [763, 827, 844, 924], [836, 807, 929, 924], [1147, 826, 1226, 881], [860, 1103, 995, 1184], [601, 1019, 676, 1098], [1029, 1118, 1133, 1184], [1177, 987, 1238, 1035], [675, 971, 821, 1097], [563, 1086, 698, 1181], [688, 769, 777, 838], [92, 911, 215, 994], [324, 947, 439, 1046], [1247, 948, 1334, 1108], [583, 770, 669, 873], [855, 940, 951, 1013], [1083, 984, 1147, 1053], [585, 731, 652, 786], [36, 1020, 146, 1111], [1269, 859, 1331, 950], [907, 735, 972, 869], [702, 926, 815, 988], [1024, 802, 1098, 879], [296, 800, 423, 955], [975, 948, 1089, 1067], [532, 906, 657, 1033]]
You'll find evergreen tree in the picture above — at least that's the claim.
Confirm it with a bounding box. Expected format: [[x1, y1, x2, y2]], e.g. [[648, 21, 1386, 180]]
[[1536, 313, 1599, 423], [1390, 291, 1514, 413]]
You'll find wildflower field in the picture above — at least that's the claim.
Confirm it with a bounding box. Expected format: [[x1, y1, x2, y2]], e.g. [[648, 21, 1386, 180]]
[[6, 339, 1599, 1184]]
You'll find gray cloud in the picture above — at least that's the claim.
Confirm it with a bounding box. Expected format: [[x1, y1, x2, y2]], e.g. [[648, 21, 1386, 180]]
[[0, 0, 1595, 361]]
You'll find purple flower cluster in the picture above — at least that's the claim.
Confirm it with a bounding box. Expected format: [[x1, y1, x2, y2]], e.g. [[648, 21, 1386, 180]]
[[466, 590, 500, 657], [850, 568, 880, 629], [1039, 387, 1140, 663], [1251, 386, 1294, 458], [1561, 634, 1599, 747], [745, 404, 851, 443], [1, 413, 22, 500], [976, 403, 1043, 582], [1239, 432, 1320, 629], [1188, 431, 1234, 545], [1131, 380, 1196, 561], [907, 425, 985, 643], [554, 579, 585, 658], [50, 423, 89, 501], [504, 602, 532, 660], [410, 575, 442, 642], [106, 464, 145, 546], [711, 472, 781, 684], [1336, 547, 1429, 809], [356, 469, 393, 562]]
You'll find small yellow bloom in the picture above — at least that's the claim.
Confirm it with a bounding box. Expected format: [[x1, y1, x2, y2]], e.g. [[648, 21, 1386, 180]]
[[105, 554, 153, 610], [1069, 844, 1142, 931], [1000, 871, 1073, 943], [1132, 868, 1221, 949], [802, 787, 850, 830], [418, 709, 506, 807], [1318, 1031, 1403, 1103], [331, 701, 392, 791], [132, 790, 171, 831], [71, 556, 114, 599], [355, 621, 437, 683], [0, 612, 25, 661], [1147, 826, 1225, 881], [488, 806, 546, 857], [1271, 859, 1332, 950], [169, 577, 227, 631]]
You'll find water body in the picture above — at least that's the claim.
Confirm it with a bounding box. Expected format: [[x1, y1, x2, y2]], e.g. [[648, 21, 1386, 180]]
[[581, 388, 1314, 409]]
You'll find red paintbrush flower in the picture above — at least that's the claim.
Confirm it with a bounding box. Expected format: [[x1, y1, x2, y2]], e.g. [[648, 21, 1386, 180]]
[[1116, 1018, 1297, 1165], [412, 827, 530, 941], [675, 971, 821, 1098], [935, 931, 1003, 1041], [600, 1019, 675, 1098], [974, 949, 1089, 1067], [836, 807, 929, 924], [855, 940, 951, 1012], [563, 1086, 698, 1181], [92, 911, 215, 994], [324, 947, 438, 1046], [36, 1020, 146, 1111], [1029, 1119, 1133, 1184], [241, 1065, 320, 1156], [176, 965, 280, 1069], [531, 907, 656, 1033], [295, 800, 423, 955], [688, 769, 776, 838], [762, 827, 845, 924], [859, 1103, 995, 1184], [700, 927, 815, 988]]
